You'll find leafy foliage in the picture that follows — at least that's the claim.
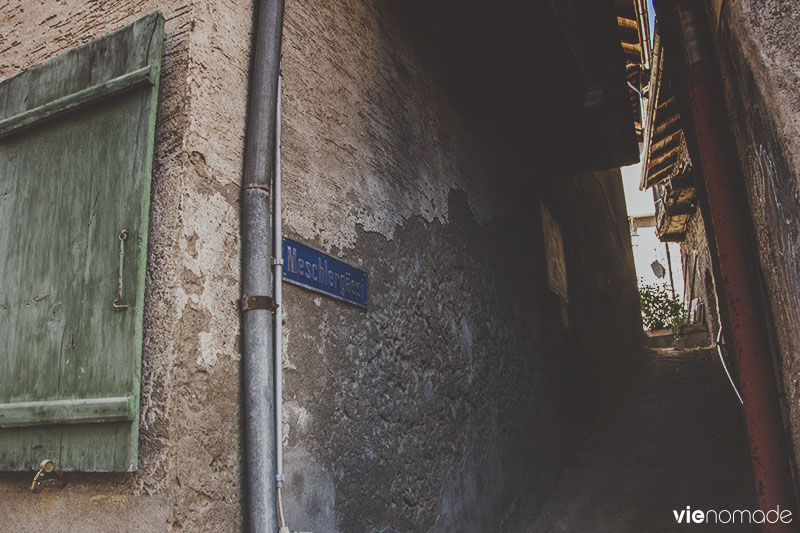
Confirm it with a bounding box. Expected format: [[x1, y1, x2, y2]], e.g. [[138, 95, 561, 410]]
[[639, 283, 683, 331]]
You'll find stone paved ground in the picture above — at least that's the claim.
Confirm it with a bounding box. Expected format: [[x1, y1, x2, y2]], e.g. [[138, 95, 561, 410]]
[[525, 347, 757, 532]]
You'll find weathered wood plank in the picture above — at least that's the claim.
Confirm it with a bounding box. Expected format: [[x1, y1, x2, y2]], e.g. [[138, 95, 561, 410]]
[[0, 65, 155, 140], [617, 16, 637, 30], [0, 396, 135, 428], [0, 13, 161, 120], [648, 144, 682, 171]]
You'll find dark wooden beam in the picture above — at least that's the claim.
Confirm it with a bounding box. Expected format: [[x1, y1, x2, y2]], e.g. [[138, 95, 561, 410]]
[[650, 130, 682, 157], [657, 95, 677, 111], [621, 41, 642, 55], [646, 163, 675, 187], [652, 113, 681, 142], [649, 144, 682, 170]]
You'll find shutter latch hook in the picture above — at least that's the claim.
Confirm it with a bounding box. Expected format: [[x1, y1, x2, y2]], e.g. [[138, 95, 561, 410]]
[[112, 230, 129, 310]]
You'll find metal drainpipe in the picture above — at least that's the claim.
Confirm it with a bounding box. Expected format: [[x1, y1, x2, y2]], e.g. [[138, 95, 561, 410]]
[[272, 68, 288, 532], [241, 0, 285, 531], [654, 0, 797, 525]]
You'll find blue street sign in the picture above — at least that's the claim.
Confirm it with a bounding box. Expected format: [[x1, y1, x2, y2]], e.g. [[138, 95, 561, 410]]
[[282, 238, 368, 309]]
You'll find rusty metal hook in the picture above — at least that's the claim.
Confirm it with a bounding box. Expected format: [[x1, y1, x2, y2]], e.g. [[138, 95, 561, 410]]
[[112, 230, 129, 310]]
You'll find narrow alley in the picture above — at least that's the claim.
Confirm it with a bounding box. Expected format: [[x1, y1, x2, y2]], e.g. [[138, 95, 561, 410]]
[[528, 347, 756, 532]]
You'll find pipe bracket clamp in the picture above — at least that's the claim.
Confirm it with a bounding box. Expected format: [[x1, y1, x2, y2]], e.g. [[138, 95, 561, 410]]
[[241, 295, 279, 313]]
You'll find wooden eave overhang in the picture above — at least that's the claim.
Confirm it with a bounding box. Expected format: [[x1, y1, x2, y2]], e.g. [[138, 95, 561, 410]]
[[640, 25, 697, 242], [616, 0, 651, 140]]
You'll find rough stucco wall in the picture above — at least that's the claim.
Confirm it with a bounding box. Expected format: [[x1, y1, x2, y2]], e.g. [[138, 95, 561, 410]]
[[278, 2, 643, 531], [0, 1, 250, 530], [282, 194, 580, 532], [704, 0, 800, 481], [280, 1, 498, 254]]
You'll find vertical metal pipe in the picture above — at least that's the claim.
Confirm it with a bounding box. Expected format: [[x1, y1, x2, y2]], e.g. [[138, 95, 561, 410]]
[[273, 70, 284, 489], [242, 1, 284, 532], [655, 1, 797, 525], [273, 71, 288, 532], [242, 189, 276, 533]]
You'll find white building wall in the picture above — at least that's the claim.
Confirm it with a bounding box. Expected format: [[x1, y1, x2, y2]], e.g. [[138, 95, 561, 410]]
[[621, 163, 684, 299]]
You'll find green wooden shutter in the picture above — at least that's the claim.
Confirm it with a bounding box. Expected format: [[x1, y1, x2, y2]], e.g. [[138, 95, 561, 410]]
[[0, 13, 163, 472]]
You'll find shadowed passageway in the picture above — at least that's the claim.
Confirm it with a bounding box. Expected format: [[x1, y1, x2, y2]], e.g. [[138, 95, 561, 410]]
[[529, 347, 757, 532]]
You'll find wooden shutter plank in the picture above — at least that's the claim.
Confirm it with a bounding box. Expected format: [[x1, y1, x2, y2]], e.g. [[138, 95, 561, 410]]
[[0, 427, 58, 471], [0, 14, 160, 123], [0, 13, 163, 472], [59, 422, 132, 472], [0, 396, 135, 428], [0, 65, 156, 139]]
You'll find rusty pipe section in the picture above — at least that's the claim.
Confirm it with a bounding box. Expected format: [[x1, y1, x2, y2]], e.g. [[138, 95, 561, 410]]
[[654, 1, 797, 528]]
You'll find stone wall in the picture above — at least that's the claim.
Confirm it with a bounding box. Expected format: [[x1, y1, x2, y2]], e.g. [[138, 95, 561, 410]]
[[680, 210, 720, 343], [704, 0, 800, 482], [0, 0, 643, 531]]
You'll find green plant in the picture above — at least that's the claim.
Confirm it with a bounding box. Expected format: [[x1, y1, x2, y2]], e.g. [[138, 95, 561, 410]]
[[639, 283, 683, 331]]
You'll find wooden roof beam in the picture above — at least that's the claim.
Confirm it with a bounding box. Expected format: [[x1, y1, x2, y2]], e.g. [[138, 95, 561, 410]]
[[650, 130, 683, 157], [658, 95, 677, 111], [646, 163, 675, 187], [622, 42, 642, 55], [617, 16, 638, 30], [649, 145, 682, 171], [652, 113, 681, 142]]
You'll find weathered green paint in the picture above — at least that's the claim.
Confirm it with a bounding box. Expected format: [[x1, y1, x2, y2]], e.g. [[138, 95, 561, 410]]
[[0, 12, 163, 472], [0, 65, 156, 140], [0, 396, 135, 428]]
